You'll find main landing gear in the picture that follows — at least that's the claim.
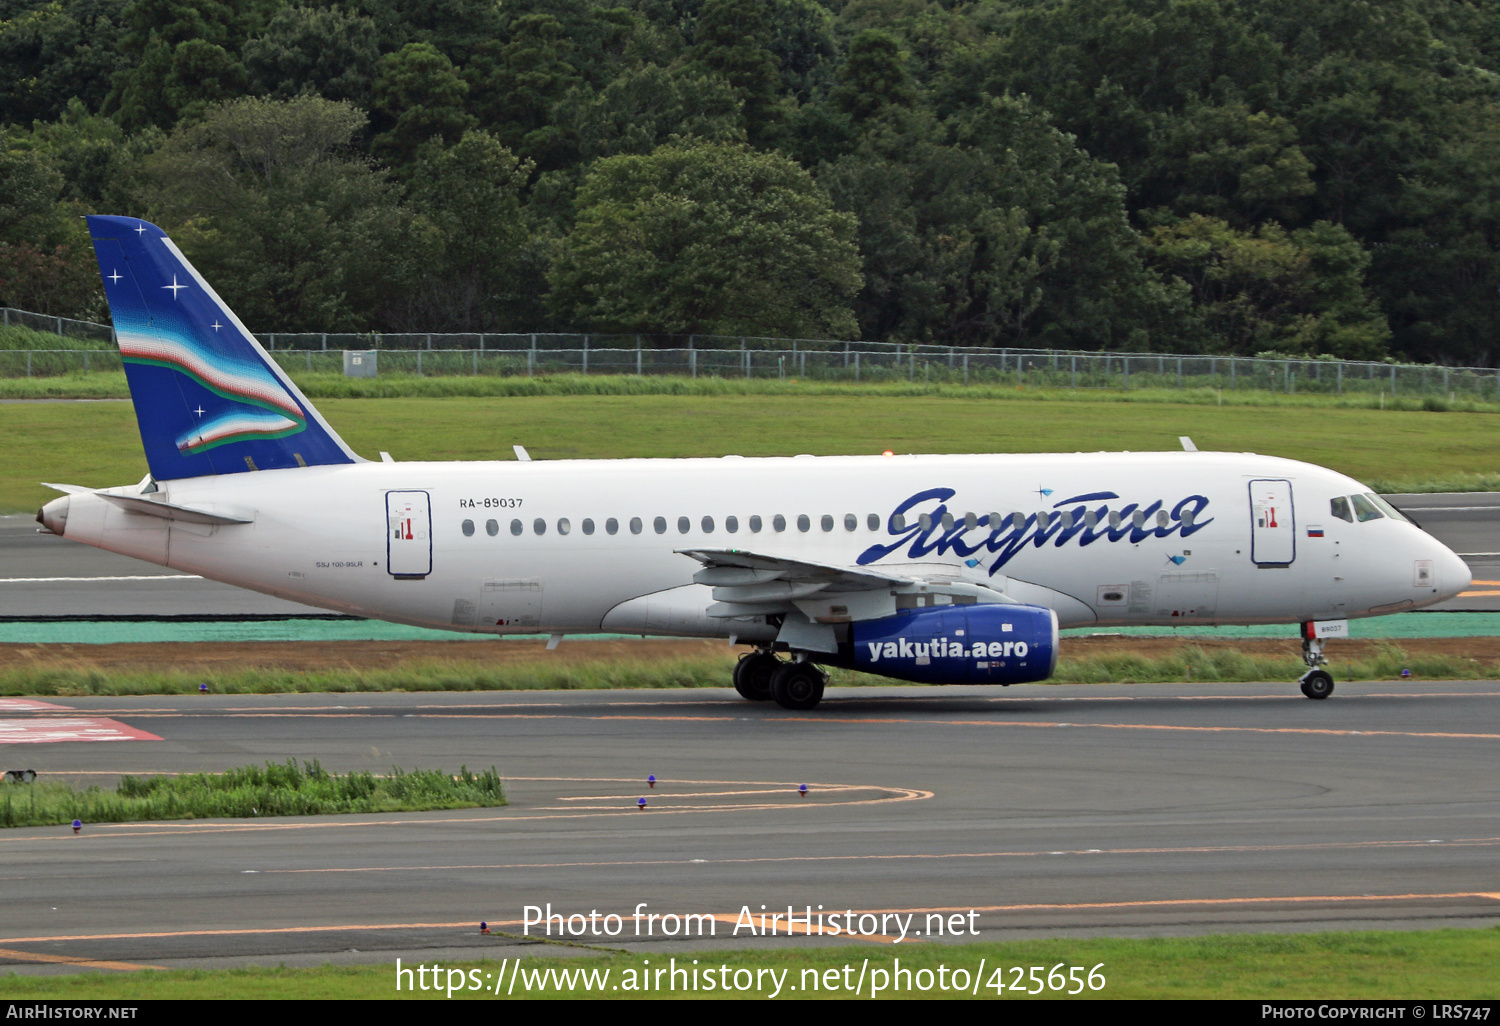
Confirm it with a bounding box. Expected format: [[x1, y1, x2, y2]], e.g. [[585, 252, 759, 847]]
[[732, 649, 828, 710], [1298, 624, 1335, 700]]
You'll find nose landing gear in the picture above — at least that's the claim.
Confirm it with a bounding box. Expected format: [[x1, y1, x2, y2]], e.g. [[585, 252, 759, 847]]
[[1298, 623, 1335, 699]]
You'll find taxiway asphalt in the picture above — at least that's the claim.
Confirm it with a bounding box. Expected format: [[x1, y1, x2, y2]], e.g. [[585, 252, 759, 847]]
[[0, 683, 1495, 972]]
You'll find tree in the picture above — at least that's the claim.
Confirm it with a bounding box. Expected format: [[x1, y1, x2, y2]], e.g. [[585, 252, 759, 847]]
[[464, 14, 580, 168], [548, 142, 861, 336], [820, 96, 1191, 349], [1143, 214, 1389, 358], [689, 0, 781, 144], [556, 63, 743, 161], [105, 0, 263, 130], [0, 0, 128, 127], [399, 131, 542, 331], [370, 42, 474, 165], [0, 142, 102, 318], [829, 31, 915, 124], [140, 96, 413, 331], [243, 5, 382, 108]]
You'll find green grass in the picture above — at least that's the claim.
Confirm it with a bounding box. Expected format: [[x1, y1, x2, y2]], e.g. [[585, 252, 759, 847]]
[[0, 644, 1487, 698], [0, 759, 504, 828], [0, 928, 1494, 998], [7, 390, 1500, 513]]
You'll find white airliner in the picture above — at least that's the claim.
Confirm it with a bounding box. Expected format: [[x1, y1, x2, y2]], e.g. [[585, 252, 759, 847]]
[[35, 216, 1471, 709]]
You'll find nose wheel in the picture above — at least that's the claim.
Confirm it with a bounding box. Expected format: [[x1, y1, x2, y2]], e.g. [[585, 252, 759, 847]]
[[1299, 669, 1334, 699], [1298, 625, 1334, 699]]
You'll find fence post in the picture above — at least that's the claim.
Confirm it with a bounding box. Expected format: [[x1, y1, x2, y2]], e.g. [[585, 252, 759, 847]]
[[1338, 363, 1343, 393], [306, 351, 311, 371], [583, 335, 589, 375], [1391, 365, 1396, 393], [800, 351, 806, 378], [948, 346, 954, 369], [268, 333, 275, 350], [1444, 366, 1450, 395], [1176, 357, 1182, 389], [1071, 354, 1076, 389], [83, 350, 89, 372], [1122, 356, 1129, 390], [417, 350, 423, 376], [636, 335, 642, 376], [473, 349, 478, 375], [963, 353, 969, 385], [320, 333, 327, 352], [3, 308, 8, 326], [479, 333, 485, 353], [854, 351, 860, 382], [25, 351, 31, 377], [908, 347, 914, 381], [690, 348, 697, 378]]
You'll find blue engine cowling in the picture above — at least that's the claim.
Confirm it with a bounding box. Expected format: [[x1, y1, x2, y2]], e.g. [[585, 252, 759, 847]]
[[848, 604, 1058, 685]]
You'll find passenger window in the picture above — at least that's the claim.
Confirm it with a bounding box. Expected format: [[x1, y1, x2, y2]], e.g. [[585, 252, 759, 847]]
[[941, 513, 954, 530], [462, 519, 475, 537], [726, 515, 739, 533], [797, 514, 810, 532], [1180, 510, 1194, 528], [510, 519, 523, 536], [867, 513, 879, 531], [1010, 513, 1025, 530], [1036, 512, 1051, 530], [1059, 512, 1074, 529], [629, 517, 642, 535], [987, 512, 1002, 528], [606, 518, 619, 535], [557, 518, 570, 535], [773, 514, 787, 532], [1330, 497, 1353, 523], [1350, 494, 1384, 522], [486, 519, 499, 537], [702, 516, 714, 533], [919, 513, 932, 530], [1083, 511, 1097, 529], [1156, 510, 1168, 527], [582, 518, 595, 535], [749, 515, 762, 532], [821, 514, 834, 532], [654, 516, 667, 534], [893, 514, 906, 531], [533, 518, 546, 535], [1108, 512, 1121, 528], [964, 512, 978, 530], [844, 513, 857, 531], [677, 516, 690, 534], [1131, 511, 1145, 528]]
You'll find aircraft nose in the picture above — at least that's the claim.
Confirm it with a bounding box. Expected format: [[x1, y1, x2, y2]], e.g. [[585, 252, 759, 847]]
[[1436, 541, 1471, 601]]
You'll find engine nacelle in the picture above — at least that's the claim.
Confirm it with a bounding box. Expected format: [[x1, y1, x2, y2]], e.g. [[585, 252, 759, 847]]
[[848, 604, 1058, 685]]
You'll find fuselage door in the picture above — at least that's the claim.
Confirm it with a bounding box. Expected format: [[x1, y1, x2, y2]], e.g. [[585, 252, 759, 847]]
[[1249, 479, 1295, 567], [386, 490, 432, 578]]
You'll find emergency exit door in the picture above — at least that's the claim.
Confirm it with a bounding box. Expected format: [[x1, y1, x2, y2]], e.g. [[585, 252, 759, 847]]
[[1249, 479, 1295, 566], [386, 490, 431, 578]]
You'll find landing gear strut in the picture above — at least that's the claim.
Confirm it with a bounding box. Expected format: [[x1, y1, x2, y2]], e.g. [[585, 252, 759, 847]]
[[1298, 624, 1334, 699], [733, 650, 780, 701]]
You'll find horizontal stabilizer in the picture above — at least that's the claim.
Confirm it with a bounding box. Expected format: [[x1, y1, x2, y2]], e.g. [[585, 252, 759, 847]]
[[96, 493, 253, 525]]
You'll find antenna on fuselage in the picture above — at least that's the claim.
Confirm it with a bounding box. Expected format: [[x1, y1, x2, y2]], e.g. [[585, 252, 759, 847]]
[[1179, 436, 1198, 452], [513, 445, 532, 461]]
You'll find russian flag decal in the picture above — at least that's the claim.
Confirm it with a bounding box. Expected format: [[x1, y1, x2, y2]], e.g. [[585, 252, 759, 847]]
[[1307, 525, 1325, 538]]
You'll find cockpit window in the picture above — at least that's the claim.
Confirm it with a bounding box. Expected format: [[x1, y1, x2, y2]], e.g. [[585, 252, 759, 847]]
[[1349, 493, 1384, 522], [1365, 493, 1411, 524], [1330, 496, 1353, 523]]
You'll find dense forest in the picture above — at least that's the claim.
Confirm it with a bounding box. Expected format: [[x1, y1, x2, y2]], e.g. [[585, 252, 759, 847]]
[[2, 0, 1499, 363]]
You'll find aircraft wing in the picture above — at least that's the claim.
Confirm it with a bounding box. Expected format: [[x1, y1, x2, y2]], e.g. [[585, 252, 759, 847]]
[[676, 547, 1015, 652]]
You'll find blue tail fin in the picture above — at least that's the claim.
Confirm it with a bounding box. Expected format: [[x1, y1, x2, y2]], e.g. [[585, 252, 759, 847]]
[[87, 215, 361, 480]]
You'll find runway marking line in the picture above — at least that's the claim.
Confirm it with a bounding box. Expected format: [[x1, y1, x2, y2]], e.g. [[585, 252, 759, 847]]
[[0, 698, 69, 711], [4, 893, 1498, 949], [245, 835, 1500, 875], [0, 947, 162, 972]]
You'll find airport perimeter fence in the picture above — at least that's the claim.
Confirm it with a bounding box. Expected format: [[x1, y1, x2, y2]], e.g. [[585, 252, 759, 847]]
[[5, 306, 1500, 402]]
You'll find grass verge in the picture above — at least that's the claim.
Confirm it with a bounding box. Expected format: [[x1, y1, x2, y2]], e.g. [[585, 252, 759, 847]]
[[0, 929, 1495, 998], [8, 392, 1500, 513], [0, 643, 1490, 697], [0, 759, 504, 828]]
